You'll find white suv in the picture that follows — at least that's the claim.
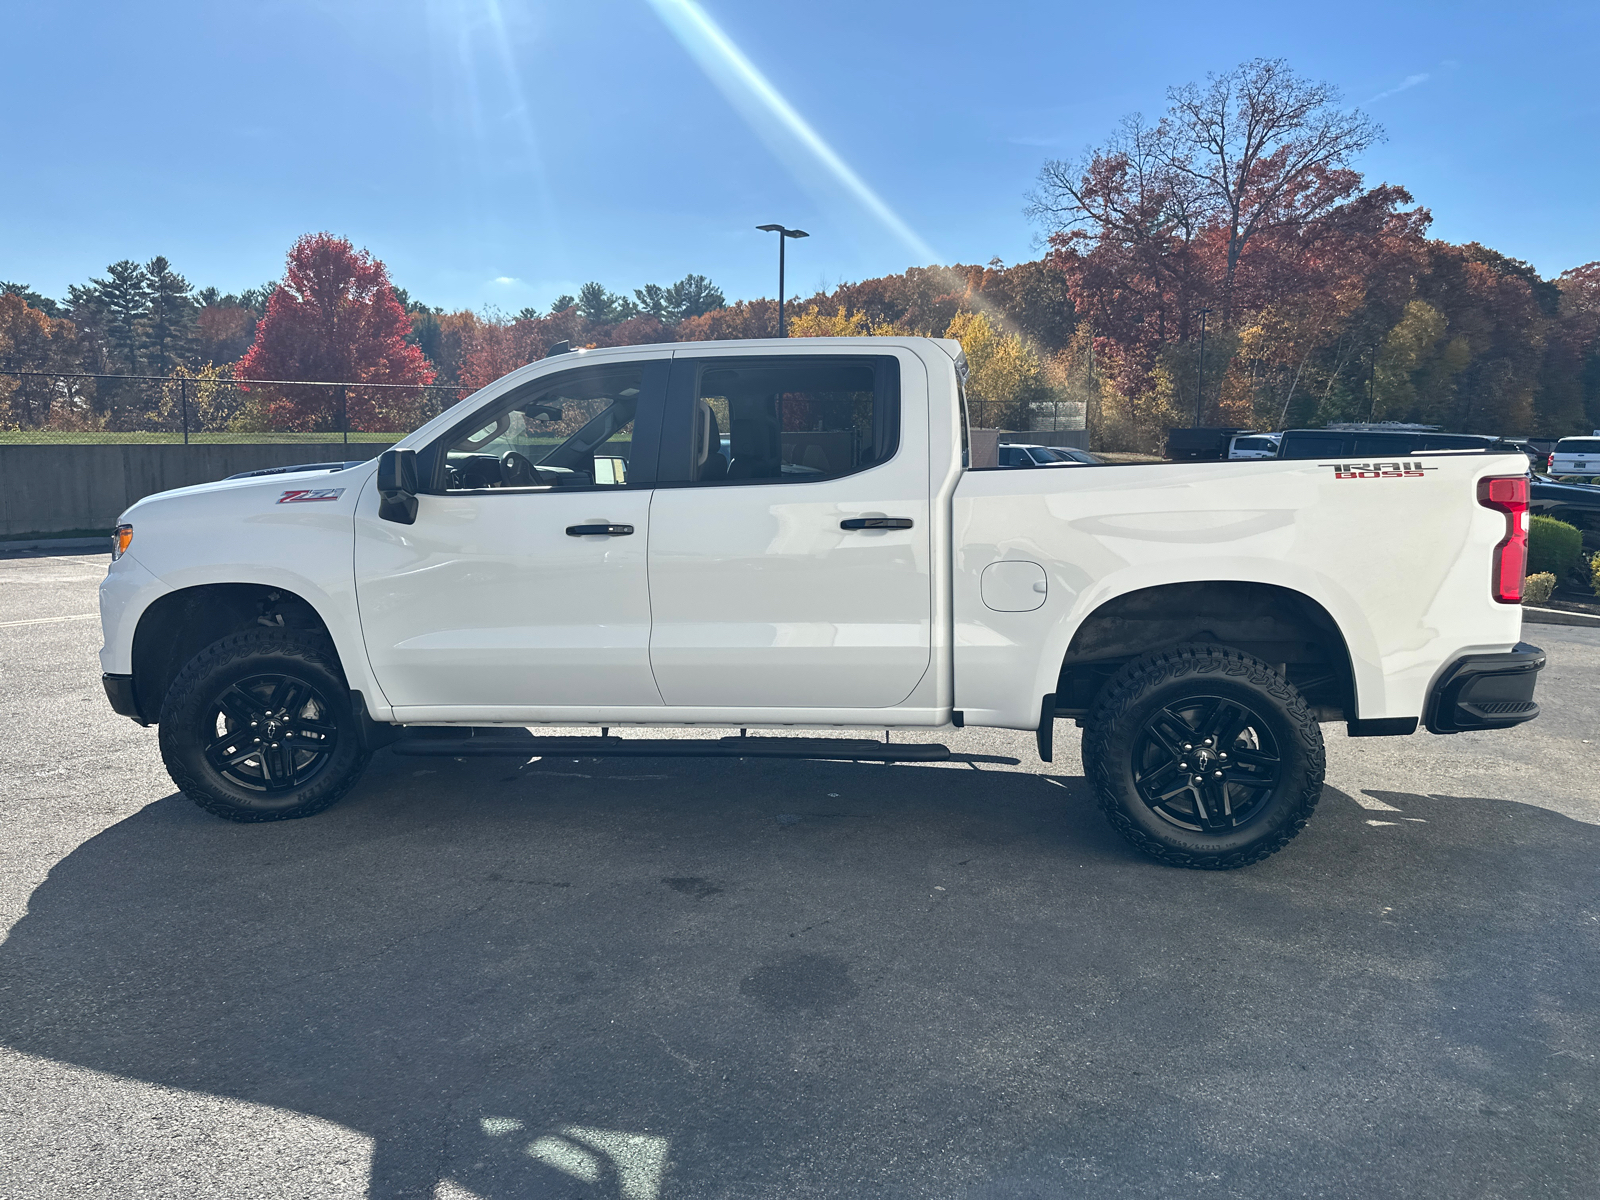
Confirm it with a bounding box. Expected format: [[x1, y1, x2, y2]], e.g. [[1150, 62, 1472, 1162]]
[[1228, 433, 1282, 460], [1549, 436, 1600, 478]]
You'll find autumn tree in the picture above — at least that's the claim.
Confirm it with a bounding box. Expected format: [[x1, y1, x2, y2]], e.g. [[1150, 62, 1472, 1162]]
[[1545, 263, 1600, 434], [237, 234, 435, 431], [0, 294, 82, 427], [0, 283, 62, 318], [1034, 59, 1381, 325]]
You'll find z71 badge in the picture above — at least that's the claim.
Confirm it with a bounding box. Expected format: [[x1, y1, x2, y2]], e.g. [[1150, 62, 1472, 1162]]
[[1320, 461, 1437, 480], [277, 488, 346, 504]]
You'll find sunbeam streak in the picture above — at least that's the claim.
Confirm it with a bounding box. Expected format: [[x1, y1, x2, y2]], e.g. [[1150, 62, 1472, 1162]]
[[644, 0, 939, 265]]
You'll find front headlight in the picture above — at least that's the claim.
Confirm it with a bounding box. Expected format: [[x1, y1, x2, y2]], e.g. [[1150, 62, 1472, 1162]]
[[111, 524, 133, 560]]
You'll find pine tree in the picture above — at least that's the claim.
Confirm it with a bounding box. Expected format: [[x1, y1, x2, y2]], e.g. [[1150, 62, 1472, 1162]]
[[664, 274, 725, 322], [140, 256, 197, 374], [88, 260, 151, 374], [577, 281, 637, 322]]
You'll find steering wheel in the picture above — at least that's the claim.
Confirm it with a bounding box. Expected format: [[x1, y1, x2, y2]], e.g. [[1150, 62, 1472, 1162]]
[[498, 450, 541, 488]]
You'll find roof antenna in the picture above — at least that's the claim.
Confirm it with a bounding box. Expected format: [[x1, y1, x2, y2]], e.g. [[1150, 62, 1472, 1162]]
[[547, 340, 570, 357]]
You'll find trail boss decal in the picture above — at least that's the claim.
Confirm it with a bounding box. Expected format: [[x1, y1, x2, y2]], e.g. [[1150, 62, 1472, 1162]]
[[1320, 461, 1438, 480], [277, 487, 346, 503]]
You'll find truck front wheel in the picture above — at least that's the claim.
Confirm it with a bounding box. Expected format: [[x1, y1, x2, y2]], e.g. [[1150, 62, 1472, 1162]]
[[1080, 644, 1325, 869], [157, 628, 372, 822]]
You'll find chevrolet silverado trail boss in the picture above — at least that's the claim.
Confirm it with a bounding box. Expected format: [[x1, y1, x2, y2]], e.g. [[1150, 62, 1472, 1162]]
[[99, 337, 1545, 868]]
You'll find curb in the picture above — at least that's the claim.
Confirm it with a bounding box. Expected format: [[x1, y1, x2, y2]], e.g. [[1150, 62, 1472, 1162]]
[[1522, 606, 1600, 628], [0, 536, 109, 555]]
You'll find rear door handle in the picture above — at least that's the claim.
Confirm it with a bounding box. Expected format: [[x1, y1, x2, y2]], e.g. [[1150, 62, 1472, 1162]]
[[840, 517, 913, 530], [566, 524, 634, 537]]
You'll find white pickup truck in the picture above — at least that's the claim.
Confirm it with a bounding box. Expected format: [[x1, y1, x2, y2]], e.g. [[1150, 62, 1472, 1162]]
[[99, 337, 1544, 868]]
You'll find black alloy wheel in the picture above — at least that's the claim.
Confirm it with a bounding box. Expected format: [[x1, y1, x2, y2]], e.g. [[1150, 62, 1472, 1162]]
[[1081, 643, 1325, 869], [203, 672, 340, 792], [1132, 696, 1280, 833], [159, 628, 372, 822]]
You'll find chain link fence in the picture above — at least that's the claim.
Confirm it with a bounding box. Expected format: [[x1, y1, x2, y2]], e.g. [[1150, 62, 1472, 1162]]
[[3, 369, 1085, 445], [0, 371, 472, 444], [966, 397, 1086, 434]]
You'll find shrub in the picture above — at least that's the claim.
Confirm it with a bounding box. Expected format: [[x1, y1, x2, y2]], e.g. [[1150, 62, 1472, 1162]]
[[1592, 553, 1600, 599], [1527, 515, 1583, 581], [1523, 572, 1557, 604]]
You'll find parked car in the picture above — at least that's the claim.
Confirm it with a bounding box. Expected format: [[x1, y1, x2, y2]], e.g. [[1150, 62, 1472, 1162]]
[[100, 336, 1543, 870], [1530, 474, 1600, 557], [1548, 436, 1600, 478], [1276, 428, 1511, 459], [998, 443, 1095, 468], [1228, 433, 1282, 460], [1165, 426, 1253, 461]]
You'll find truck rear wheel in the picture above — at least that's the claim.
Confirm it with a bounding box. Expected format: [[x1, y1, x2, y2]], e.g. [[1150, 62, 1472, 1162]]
[[157, 628, 371, 823], [1080, 643, 1325, 869]]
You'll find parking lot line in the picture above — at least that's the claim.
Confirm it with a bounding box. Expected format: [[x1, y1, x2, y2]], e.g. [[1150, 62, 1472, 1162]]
[[0, 613, 98, 629]]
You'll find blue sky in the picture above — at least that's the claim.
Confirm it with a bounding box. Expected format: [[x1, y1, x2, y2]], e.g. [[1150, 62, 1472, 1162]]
[[4, 0, 1597, 313]]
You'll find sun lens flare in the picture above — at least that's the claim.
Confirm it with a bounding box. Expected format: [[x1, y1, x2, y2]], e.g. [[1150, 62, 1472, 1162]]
[[643, 0, 939, 265]]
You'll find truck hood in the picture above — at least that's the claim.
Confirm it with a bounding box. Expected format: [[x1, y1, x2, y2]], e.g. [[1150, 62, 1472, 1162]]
[[118, 460, 376, 523]]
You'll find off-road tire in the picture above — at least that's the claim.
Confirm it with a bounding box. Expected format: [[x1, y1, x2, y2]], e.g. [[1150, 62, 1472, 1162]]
[[1081, 643, 1325, 869], [158, 628, 371, 823]]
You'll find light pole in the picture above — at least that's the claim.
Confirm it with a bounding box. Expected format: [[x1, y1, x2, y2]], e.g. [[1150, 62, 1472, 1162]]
[[756, 224, 808, 336], [1193, 307, 1212, 427]]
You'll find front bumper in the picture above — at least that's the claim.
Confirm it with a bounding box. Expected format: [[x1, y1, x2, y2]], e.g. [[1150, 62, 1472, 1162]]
[[1425, 642, 1544, 734], [102, 673, 146, 725]]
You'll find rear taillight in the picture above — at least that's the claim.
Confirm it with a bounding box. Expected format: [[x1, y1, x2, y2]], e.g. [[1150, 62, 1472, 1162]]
[[1478, 476, 1528, 604]]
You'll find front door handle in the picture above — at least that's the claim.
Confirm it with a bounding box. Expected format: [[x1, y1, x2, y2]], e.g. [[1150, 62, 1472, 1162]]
[[566, 524, 634, 537], [840, 517, 913, 530]]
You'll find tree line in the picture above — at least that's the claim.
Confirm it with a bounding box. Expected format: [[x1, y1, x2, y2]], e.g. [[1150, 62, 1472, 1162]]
[[4, 58, 1597, 444]]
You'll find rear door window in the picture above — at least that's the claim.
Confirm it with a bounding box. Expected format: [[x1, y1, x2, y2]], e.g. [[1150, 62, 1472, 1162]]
[[662, 356, 900, 485]]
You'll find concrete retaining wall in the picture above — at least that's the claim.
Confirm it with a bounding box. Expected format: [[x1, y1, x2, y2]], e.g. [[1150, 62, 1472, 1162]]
[[2, 427, 1090, 537], [0, 443, 392, 538]]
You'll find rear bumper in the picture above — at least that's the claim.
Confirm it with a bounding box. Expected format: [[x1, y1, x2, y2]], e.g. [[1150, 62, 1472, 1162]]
[[102, 673, 146, 725], [1424, 642, 1544, 734]]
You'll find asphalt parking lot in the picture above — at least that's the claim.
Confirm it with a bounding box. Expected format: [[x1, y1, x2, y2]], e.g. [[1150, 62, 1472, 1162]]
[[1, 549, 1597, 1200]]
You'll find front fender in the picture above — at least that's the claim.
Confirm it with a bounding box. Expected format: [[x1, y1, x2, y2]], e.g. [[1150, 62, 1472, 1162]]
[[107, 463, 389, 717]]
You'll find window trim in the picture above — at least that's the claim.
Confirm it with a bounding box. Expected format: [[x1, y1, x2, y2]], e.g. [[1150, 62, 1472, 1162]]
[[653, 353, 902, 489], [419, 357, 670, 495]]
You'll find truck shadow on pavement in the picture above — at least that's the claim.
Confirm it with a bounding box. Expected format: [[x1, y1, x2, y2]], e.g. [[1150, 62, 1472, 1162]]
[[1, 754, 1598, 1199]]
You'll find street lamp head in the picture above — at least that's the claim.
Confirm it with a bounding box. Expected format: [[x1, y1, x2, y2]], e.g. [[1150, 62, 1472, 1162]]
[[756, 224, 809, 239], [783, 228, 808, 239], [756, 224, 784, 233]]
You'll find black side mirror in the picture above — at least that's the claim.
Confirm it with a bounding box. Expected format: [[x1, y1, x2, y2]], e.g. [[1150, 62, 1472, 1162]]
[[376, 449, 419, 525]]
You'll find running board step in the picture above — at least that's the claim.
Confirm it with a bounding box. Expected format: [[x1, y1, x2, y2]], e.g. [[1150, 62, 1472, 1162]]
[[391, 729, 951, 762]]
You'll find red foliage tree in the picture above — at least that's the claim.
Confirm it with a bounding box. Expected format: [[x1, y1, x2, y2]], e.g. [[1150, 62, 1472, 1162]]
[[238, 234, 434, 431]]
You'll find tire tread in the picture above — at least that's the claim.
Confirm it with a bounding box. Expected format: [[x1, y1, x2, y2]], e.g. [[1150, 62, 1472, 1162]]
[[158, 628, 368, 823], [1081, 643, 1325, 870]]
